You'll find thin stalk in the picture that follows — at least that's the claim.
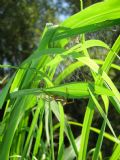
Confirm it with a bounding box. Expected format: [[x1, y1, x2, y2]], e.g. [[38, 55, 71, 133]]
[[49, 100, 55, 160], [32, 106, 44, 158], [78, 1, 94, 159], [22, 99, 44, 159]]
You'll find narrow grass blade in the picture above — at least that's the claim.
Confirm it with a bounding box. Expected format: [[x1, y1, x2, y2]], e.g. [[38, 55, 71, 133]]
[[52, 0, 120, 40], [95, 60, 120, 71], [78, 98, 94, 160], [49, 99, 55, 160], [32, 104, 44, 157], [0, 98, 26, 160], [92, 120, 106, 160], [103, 72, 120, 100], [101, 35, 120, 73], [67, 121, 119, 144], [88, 88, 117, 139], [92, 95, 109, 160], [51, 100, 78, 157], [61, 1, 120, 29], [57, 102, 65, 160], [109, 96, 120, 113], [22, 99, 44, 158], [52, 19, 120, 41], [110, 144, 120, 160], [10, 82, 114, 99], [45, 100, 50, 147]]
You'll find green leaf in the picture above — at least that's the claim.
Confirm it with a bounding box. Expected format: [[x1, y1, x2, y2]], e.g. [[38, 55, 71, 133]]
[[67, 121, 119, 144], [101, 35, 120, 73], [110, 144, 120, 160], [95, 59, 120, 71], [32, 104, 44, 157], [49, 102, 55, 160], [78, 97, 95, 160], [10, 82, 114, 99], [88, 88, 117, 139], [52, 0, 120, 41], [92, 95, 109, 160], [109, 96, 120, 113], [103, 73, 120, 100], [51, 100, 78, 157], [57, 102, 65, 160], [61, 1, 120, 28], [22, 98, 44, 157], [78, 34, 120, 160]]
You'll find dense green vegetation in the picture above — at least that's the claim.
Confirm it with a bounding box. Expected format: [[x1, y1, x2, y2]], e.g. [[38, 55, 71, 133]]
[[0, 0, 120, 159]]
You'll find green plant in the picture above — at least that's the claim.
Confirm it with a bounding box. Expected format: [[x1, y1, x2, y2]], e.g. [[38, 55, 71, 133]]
[[0, 0, 120, 159]]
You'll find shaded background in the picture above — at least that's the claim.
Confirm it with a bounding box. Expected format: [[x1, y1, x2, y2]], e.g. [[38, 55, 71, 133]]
[[0, 0, 120, 159]]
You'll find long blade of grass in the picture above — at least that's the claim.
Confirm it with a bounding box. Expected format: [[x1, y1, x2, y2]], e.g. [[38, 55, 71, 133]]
[[88, 88, 117, 139], [101, 35, 120, 73], [51, 100, 78, 157], [32, 103, 44, 158], [67, 121, 119, 144], [95, 59, 120, 71], [92, 95, 109, 160], [57, 102, 65, 160], [22, 98, 44, 158], [52, 0, 120, 40], [49, 100, 55, 160], [61, 1, 120, 28], [54, 120, 119, 144], [0, 97, 27, 160], [10, 82, 114, 99], [78, 34, 120, 160], [103, 72, 120, 99], [110, 144, 120, 160], [45, 101, 50, 147], [78, 98, 95, 160]]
